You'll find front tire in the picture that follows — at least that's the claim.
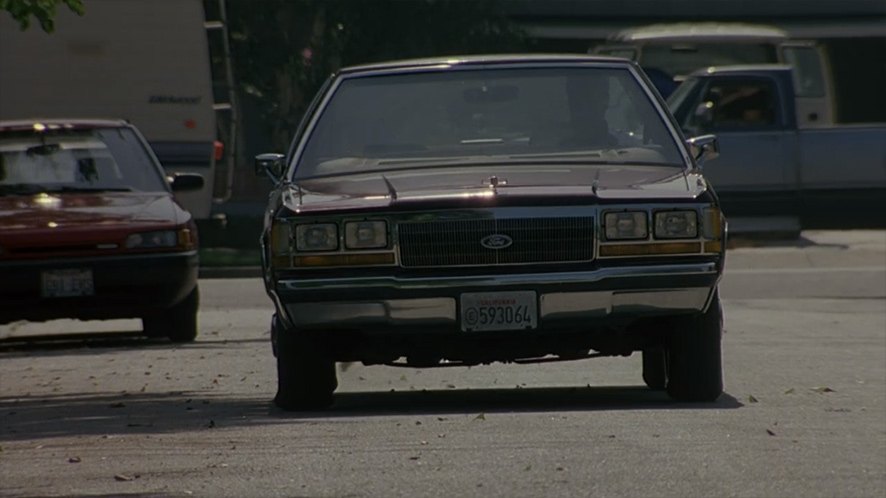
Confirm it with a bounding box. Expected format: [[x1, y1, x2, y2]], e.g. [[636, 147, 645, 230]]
[[642, 348, 667, 390], [143, 287, 199, 343], [665, 291, 724, 402], [273, 319, 337, 411]]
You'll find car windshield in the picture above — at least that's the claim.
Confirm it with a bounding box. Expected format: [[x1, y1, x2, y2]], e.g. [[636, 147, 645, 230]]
[[0, 127, 167, 195], [294, 66, 685, 179]]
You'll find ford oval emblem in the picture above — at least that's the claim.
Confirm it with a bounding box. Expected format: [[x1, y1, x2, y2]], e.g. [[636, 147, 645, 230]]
[[480, 234, 513, 250]]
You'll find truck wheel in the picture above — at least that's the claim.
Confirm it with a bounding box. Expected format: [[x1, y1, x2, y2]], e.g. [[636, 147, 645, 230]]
[[642, 348, 667, 390], [665, 291, 723, 402], [273, 324, 337, 411], [142, 287, 199, 343]]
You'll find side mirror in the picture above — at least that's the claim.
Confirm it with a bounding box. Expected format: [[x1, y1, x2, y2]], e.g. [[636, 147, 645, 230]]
[[169, 173, 205, 192], [255, 153, 286, 183], [686, 134, 719, 168]]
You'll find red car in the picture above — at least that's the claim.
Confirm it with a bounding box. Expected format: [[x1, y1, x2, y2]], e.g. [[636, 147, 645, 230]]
[[0, 119, 203, 342]]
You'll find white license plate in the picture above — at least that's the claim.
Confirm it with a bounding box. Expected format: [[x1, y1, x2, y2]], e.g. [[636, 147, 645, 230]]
[[460, 291, 537, 332], [41, 269, 94, 298]]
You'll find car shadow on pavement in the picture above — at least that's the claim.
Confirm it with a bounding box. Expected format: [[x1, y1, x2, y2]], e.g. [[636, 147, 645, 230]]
[[1, 386, 741, 442], [0, 331, 265, 355], [276, 386, 743, 419], [0, 391, 276, 442]]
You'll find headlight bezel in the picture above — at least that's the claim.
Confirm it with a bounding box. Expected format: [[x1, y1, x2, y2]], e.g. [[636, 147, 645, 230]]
[[653, 209, 699, 240], [344, 220, 389, 250], [603, 210, 649, 241], [125, 229, 179, 249], [294, 223, 339, 252]]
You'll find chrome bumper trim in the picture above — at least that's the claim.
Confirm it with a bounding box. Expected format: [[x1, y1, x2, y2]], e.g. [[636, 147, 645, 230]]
[[285, 288, 711, 328], [276, 263, 718, 292]]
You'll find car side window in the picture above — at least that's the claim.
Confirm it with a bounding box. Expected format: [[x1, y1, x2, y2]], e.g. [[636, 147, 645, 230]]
[[685, 78, 780, 133]]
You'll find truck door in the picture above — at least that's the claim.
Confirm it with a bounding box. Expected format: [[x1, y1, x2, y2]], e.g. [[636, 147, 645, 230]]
[[675, 75, 798, 217], [781, 42, 833, 127]]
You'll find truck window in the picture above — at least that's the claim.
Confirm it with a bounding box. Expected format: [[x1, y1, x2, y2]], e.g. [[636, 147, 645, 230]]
[[684, 78, 779, 133]]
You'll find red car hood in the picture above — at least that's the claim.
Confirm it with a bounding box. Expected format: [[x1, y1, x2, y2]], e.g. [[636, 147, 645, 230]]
[[0, 192, 185, 232]]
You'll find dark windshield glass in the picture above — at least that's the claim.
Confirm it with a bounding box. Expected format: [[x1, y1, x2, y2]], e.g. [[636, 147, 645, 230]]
[[0, 127, 167, 194], [295, 67, 684, 179]]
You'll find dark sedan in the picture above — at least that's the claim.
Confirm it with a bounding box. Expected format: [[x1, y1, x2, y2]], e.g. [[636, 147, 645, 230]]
[[0, 119, 204, 342], [256, 55, 726, 409]]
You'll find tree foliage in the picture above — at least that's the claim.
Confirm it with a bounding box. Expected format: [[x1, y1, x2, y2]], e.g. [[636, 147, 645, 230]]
[[0, 0, 84, 32], [226, 0, 532, 151]]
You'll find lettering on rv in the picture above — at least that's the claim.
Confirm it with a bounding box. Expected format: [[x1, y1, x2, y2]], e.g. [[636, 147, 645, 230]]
[[149, 96, 202, 105]]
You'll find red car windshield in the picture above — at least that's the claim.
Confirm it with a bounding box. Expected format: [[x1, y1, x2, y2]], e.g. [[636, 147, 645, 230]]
[[0, 127, 168, 194]]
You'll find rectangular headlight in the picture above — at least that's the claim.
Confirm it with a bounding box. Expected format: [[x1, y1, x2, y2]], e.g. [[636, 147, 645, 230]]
[[295, 223, 338, 252], [654, 210, 698, 239], [345, 221, 387, 249], [126, 230, 177, 249], [604, 211, 648, 240]]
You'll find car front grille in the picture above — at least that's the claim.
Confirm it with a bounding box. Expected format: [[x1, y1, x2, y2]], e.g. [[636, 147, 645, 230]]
[[397, 217, 595, 267]]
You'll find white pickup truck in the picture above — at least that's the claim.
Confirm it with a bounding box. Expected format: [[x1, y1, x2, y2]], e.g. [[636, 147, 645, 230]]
[[593, 22, 835, 128], [666, 64, 886, 230]]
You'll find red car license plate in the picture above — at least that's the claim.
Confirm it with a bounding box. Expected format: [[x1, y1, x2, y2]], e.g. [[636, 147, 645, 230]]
[[41, 269, 94, 297]]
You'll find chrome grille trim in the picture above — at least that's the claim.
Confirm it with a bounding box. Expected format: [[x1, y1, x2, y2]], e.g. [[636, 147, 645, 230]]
[[398, 217, 594, 267]]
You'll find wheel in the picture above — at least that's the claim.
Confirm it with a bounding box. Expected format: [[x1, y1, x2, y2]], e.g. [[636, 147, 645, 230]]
[[143, 287, 199, 343], [665, 290, 724, 402], [642, 348, 667, 390], [273, 317, 337, 411]]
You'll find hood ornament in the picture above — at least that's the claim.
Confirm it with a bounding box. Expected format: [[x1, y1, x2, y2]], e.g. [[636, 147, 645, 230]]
[[486, 175, 507, 194]]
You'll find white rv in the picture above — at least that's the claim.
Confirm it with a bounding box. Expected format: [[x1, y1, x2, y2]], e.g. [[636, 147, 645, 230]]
[[0, 0, 230, 219]]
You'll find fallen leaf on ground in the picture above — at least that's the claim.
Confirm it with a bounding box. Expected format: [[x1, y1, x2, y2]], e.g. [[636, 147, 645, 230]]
[[766, 429, 776, 436], [784, 388, 795, 394], [748, 395, 759, 403], [474, 413, 486, 421], [114, 474, 134, 482]]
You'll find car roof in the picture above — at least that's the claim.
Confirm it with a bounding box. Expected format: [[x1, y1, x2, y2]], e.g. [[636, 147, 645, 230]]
[[0, 118, 131, 132], [339, 54, 633, 75], [608, 22, 788, 43]]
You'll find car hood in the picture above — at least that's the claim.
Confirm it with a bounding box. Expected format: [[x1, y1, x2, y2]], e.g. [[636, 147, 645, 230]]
[[0, 192, 185, 232], [285, 164, 706, 213]]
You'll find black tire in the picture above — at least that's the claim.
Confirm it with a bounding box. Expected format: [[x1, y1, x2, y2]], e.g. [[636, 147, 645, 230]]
[[665, 290, 724, 402], [143, 287, 199, 343], [273, 320, 337, 411], [642, 348, 667, 390]]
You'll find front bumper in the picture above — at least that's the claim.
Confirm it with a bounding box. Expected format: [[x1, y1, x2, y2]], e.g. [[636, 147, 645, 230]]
[[0, 251, 198, 324], [272, 262, 720, 332]]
